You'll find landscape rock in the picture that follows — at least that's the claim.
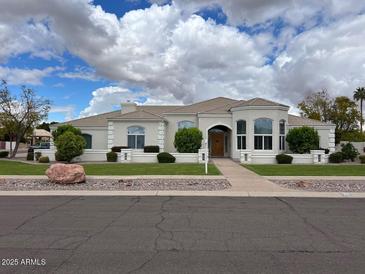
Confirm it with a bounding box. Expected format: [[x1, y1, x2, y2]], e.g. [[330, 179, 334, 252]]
[[46, 163, 86, 184], [295, 181, 312, 188]]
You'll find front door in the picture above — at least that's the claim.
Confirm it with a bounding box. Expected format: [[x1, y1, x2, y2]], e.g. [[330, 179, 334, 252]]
[[210, 132, 224, 157]]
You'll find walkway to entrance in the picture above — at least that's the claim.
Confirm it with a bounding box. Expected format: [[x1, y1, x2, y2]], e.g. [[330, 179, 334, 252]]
[[212, 158, 288, 193]]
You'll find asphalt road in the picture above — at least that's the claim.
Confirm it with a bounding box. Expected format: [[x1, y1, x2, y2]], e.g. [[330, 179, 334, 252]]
[[0, 196, 364, 274]]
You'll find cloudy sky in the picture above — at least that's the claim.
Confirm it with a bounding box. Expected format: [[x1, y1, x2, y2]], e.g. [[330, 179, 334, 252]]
[[1, 0, 365, 121]]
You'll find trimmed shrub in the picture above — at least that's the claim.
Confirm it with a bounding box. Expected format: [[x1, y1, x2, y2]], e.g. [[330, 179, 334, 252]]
[[52, 124, 82, 141], [174, 128, 203, 153], [111, 146, 129, 152], [276, 154, 293, 164], [286, 126, 320, 154], [359, 155, 365, 164], [38, 156, 50, 163], [329, 152, 344, 163], [341, 143, 359, 162], [35, 152, 42, 161], [0, 151, 9, 158], [157, 152, 176, 163], [27, 151, 34, 161], [54, 131, 85, 163], [106, 151, 118, 162], [144, 146, 160, 153]]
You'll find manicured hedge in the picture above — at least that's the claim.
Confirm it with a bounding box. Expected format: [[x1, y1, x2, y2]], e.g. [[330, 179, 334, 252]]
[[111, 146, 129, 152], [157, 152, 176, 163], [329, 152, 344, 163], [0, 151, 9, 158], [359, 155, 365, 164], [174, 128, 203, 153], [39, 156, 50, 163], [144, 146, 160, 153], [276, 154, 293, 164], [106, 151, 118, 162]]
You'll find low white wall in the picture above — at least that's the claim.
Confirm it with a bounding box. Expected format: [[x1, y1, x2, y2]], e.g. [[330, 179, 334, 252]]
[[132, 152, 158, 163], [79, 150, 108, 162], [287, 154, 313, 164], [251, 154, 276, 164], [171, 153, 198, 163]]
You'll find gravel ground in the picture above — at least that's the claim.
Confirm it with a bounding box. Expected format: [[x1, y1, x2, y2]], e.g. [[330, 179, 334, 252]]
[[272, 179, 365, 192], [0, 178, 231, 191]]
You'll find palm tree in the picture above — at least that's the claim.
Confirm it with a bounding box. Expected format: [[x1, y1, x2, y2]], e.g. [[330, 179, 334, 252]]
[[354, 87, 365, 132]]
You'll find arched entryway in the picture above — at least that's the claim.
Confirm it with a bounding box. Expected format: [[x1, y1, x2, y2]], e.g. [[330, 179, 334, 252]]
[[208, 125, 231, 158]]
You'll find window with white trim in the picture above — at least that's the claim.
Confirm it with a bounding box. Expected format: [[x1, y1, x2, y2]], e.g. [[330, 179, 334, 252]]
[[254, 118, 272, 150], [236, 120, 246, 150], [127, 126, 145, 149], [177, 120, 195, 129], [279, 120, 286, 150]]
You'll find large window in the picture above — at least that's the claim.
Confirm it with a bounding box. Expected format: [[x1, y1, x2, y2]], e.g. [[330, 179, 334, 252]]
[[236, 120, 246, 150], [254, 118, 272, 150], [279, 120, 286, 150], [127, 126, 145, 149], [82, 134, 92, 149], [178, 120, 195, 129]]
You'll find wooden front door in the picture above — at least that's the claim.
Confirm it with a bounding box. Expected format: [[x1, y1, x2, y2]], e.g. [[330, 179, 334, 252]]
[[210, 132, 224, 157]]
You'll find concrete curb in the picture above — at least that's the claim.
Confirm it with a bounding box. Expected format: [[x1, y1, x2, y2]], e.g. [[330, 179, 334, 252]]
[[0, 190, 364, 198], [265, 176, 365, 180], [0, 175, 225, 180]]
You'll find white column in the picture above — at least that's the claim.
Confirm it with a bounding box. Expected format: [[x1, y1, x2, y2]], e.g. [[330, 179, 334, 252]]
[[157, 121, 165, 152], [328, 128, 336, 152], [240, 149, 252, 164], [120, 149, 132, 163], [107, 121, 114, 150]]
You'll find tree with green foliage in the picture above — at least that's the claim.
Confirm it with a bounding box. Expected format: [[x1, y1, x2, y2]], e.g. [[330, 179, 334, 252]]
[[174, 128, 203, 153], [353, 87, 365, 132], [36, 121, 58, 132], [298, 89, 333, 122], [52, 124, 82, 141], [340, 143, 359, 162], [331, 96, 361, 143], [286, 126, 320, 154], [0, 80, 50, 158], [54, 131, 85, 163]]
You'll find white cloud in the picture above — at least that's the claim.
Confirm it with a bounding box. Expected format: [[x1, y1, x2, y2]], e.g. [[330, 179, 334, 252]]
[[49, 105, 75, 121], [59, 67, 100, 81], [0, 66, 62, 85], [274, 14, 365, 103], [79, 86, 148, 117]]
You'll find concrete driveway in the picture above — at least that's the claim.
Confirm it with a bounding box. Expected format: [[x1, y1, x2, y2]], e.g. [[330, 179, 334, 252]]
[[0, 196, 364, 273]]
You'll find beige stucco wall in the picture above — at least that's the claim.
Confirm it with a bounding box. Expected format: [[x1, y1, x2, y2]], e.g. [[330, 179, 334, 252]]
[[164, 114, 198, 152], [77, 127, 108, 150], [231, 107, 289, 160], [112, 121, 160, 147]]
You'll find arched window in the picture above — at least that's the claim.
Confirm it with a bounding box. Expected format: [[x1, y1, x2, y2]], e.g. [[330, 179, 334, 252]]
[[279, 120, 286, 150], [127, 126, 145, 149], [254, 118, 272, 150], [178, 120, 195, 129], [82, 134, 92, 149], [236, 120, 246, 150]]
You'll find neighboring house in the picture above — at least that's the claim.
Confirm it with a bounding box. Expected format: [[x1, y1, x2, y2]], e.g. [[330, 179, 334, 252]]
[[51, 97, 335, 163]]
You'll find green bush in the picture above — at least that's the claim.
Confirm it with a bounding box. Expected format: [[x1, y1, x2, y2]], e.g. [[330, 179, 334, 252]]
[[341, 131, 365, 142], [286, 126, 320, 154], [174, 128, 203, 153], [329, 152, 344, 163], [276, 154, 293, 164], [144, 146, 160, 153], [0, 151, 9, 158], [111, 146, 129, 152], [54, 131, 85, 163], [341, 143, 359, 162], [35, 152, 42, 161], [52, 124, 82, 141], [157, 152, 176, 163], [106, 151, 118, 162], [38, 156, 50, 163], [27, 151, 34, 161], [359, 155, 365, 164]]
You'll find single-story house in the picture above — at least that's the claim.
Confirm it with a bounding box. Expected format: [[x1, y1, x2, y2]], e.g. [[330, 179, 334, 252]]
[[50, 97, 335, 163]]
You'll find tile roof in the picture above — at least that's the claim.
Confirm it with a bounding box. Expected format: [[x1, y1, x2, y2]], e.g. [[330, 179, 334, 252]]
[[231, 97, 289, 108], [288, 114, 334, 126], [167, 97, 238, 114]]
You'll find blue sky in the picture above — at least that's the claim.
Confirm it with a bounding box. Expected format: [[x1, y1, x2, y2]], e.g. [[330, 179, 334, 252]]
[[1, 0, 365, 122]]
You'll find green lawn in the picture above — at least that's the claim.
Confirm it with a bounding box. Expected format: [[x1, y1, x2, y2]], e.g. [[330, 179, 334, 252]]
[[244, 164, 365, 176], [0, 160, 220, 176]]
